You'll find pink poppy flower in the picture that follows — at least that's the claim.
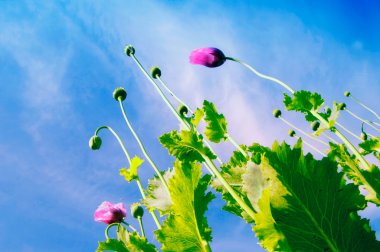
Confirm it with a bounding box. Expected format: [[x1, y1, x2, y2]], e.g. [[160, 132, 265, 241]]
[[189, 47, 226, 68], [94, 201, 126, 224]]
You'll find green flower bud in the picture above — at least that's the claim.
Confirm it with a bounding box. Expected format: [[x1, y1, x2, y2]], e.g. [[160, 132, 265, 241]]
[[311, 121, 320, 131], [273, 109, 282, 118], [150, 66, 161, 79], [125, 45, 135, 56], [130, 203, 144, 219], [113, 87, 127, 101], [337, 103, 346, 111], [344, 91, 351, 97], [178, 104, 189, 116], [288, 129, 296, 137], [89, 135, 102, 150], [361, 132, 368, 141]]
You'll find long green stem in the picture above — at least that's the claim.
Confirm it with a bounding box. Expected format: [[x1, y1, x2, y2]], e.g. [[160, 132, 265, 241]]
[[118, 99, 170, 194], [279, 117, 329, 146], [137, 217, 146, 238], [226, 57, 295, 94], [295, 136, 325, 156], [346, 109, 380, 133], [231, 58, 371, 168], [349, 94, 380, 120], [335, 122, 361, 141], [121, 220, 138, 232], [203, 154, 256, 219], [95, 126, 161, 229], [95, 126, 132, 161], [157, 76, 247, 159], [129, 54, 217, 176]]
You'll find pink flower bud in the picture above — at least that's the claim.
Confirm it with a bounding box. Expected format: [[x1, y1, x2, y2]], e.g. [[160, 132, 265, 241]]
[[189, 47, 226, 68], [94, 201, 126, 224]]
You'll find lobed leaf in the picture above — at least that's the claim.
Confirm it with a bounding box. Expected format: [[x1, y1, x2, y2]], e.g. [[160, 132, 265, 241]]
[[159, 129, 216, 162], [120, 156, 144, 182], [155, 161, 214, 252], [203, 100, 228, 143]]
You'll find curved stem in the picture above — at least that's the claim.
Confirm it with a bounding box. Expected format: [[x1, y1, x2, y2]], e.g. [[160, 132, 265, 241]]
[[279, 117, 329, 146], [137, 217, 146, 238], [105, 223, 120, 240], [322, 132, 339, 144], [95, 126, 132, 163], [349, 94, 380, 120], [118, 99, 170, 194], [226, 57, 295, 94], [335, 122, 362, 141], [295, 136, 325, 156], [346, 109, 380, 133], [121, 220, 138, 232]]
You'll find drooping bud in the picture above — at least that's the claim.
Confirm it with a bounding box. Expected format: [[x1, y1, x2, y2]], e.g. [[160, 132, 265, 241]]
[[130, 203, 144, 219], [273, 109, 282, 118], [113, 87, 127, 101], [311, 121, 320, 131], [189, 47, 226, 68], [94, 201, 126, 224], [125, 45, 135, 56], [337, 103, 346, 111], [178, 104, 189, 116], [288, 129, 296, 137], [344, 91, 351, 97], [89, 135, 102, 150], [150, 66, 161, 79], [361, 132, 368, 141]]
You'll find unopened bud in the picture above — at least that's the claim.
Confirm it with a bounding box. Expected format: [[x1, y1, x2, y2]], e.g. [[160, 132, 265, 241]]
[[288, 130, 296, 137], [113, 87, 127, 101], [311, 121, 320, 131], [273, 109, 282, 118], [125, 45, 135, 56], [150, 66, 161, 79], [89, 135, 102, 150], [131, 203, 144, 219]]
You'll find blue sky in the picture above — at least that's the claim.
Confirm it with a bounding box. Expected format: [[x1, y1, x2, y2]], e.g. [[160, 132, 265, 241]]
[[1, 1, 379, 251]]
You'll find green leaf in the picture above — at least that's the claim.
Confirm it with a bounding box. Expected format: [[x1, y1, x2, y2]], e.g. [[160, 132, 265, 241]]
[[120, 156, 144, 182], [360, 137, 380, 160], [159, 129, 216, 162], [155, 161, 214, 252], [329, 143, 380, 205], [203, 100, 228, 143], [116, 225, 158, 252], [284, 91, 324, 122], [191, 108, 205, 129], [314, 102, 340, 136], [249, 140, 380, 251], [96, 239, 129, 252], [142, 170, 174, 215]]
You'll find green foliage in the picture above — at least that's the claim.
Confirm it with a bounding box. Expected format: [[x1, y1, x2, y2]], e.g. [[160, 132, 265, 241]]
[[155, 161, 214, 252], [283, 90, 324, 116], [203, 100, 228, 143], [329, 143, 380, 205], [120, 156, 144, 182], [97, 239, 129, 252], [191, 108, 204, 129], [143, 170, 174, 215], [248, 140, 380, 251], [360, 137, 380, 160], [159, 129, 216, 162]]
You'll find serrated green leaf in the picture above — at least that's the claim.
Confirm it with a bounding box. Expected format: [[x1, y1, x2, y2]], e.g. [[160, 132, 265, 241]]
[[142, 170, 174, 215], [203, 100, 228, 143], [329, 143, 380, 205], [191, 108, 205, 129], [155, 161, 214, 252], [116, 225, 157, 252], [120, 156, 144, 182], [284, 91, 324, 122], [159, 129, 216, 162], [360, 137, 380, 160], [97, 239, 129, 252], [250, 140, 380, 251]]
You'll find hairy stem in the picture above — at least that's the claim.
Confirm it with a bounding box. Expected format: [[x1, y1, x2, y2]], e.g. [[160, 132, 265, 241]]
[[346, 109, 380, 132], [349, 94, 380, 120]]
